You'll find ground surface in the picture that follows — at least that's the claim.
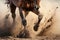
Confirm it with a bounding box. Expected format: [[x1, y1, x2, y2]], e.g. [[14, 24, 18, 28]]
[[0, 36, 60, 40]]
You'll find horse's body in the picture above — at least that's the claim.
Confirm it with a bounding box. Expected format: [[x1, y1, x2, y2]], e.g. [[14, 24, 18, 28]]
[[6, 0, 41, 31]]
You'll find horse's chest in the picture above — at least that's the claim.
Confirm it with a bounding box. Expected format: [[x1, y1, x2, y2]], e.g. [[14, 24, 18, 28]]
[[22, 2, 34, 8], [21, 2, 34, 11]]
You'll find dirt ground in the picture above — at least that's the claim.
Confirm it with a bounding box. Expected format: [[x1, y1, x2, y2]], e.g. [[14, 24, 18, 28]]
[[0, 0, 60, 40]]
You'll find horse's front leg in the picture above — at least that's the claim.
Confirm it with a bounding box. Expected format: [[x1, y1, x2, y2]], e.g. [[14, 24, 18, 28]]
[[33, 9, 43, 31], [19, 8, 27, 26], [10, 3, 16, 22]]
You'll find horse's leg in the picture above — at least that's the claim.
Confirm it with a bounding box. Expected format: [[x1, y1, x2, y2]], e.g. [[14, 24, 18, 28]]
[[17, 10, 28, 38], [24, 10, 28, 17], [10, 3, 16, 22], [19, 8, 27, 26], [32, 9, 42, 31]]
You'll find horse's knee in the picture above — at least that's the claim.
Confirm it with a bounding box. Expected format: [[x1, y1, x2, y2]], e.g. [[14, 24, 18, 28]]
[[22, 19, 27, 26]]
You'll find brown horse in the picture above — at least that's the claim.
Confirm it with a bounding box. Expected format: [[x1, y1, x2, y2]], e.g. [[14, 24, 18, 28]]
[[6, 0, 41, 31]]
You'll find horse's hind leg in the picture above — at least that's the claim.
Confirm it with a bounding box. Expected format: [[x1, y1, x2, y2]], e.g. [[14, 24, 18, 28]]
[[33, 9, 42, 31], [19, 8, 27, 26], [10, 3, 16, 22]]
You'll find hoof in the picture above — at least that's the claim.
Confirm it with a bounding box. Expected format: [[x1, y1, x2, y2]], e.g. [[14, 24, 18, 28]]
[[34, 23, 39, 31], [22, 19, 27, 26]]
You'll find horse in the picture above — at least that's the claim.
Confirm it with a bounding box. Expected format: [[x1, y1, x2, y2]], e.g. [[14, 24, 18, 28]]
[[6, 0, 41, 31]]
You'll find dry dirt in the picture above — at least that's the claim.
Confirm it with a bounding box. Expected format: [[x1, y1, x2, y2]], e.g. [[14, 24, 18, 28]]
[[0, 0, 60, 40]]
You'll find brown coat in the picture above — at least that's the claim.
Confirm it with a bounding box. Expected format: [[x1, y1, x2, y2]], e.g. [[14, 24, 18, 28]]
[[7, 0, 40, 8]]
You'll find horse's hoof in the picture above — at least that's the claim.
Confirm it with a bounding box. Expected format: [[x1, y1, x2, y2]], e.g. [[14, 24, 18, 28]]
[[22, 19, 27, 26], [34, 24, 39, 31]]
